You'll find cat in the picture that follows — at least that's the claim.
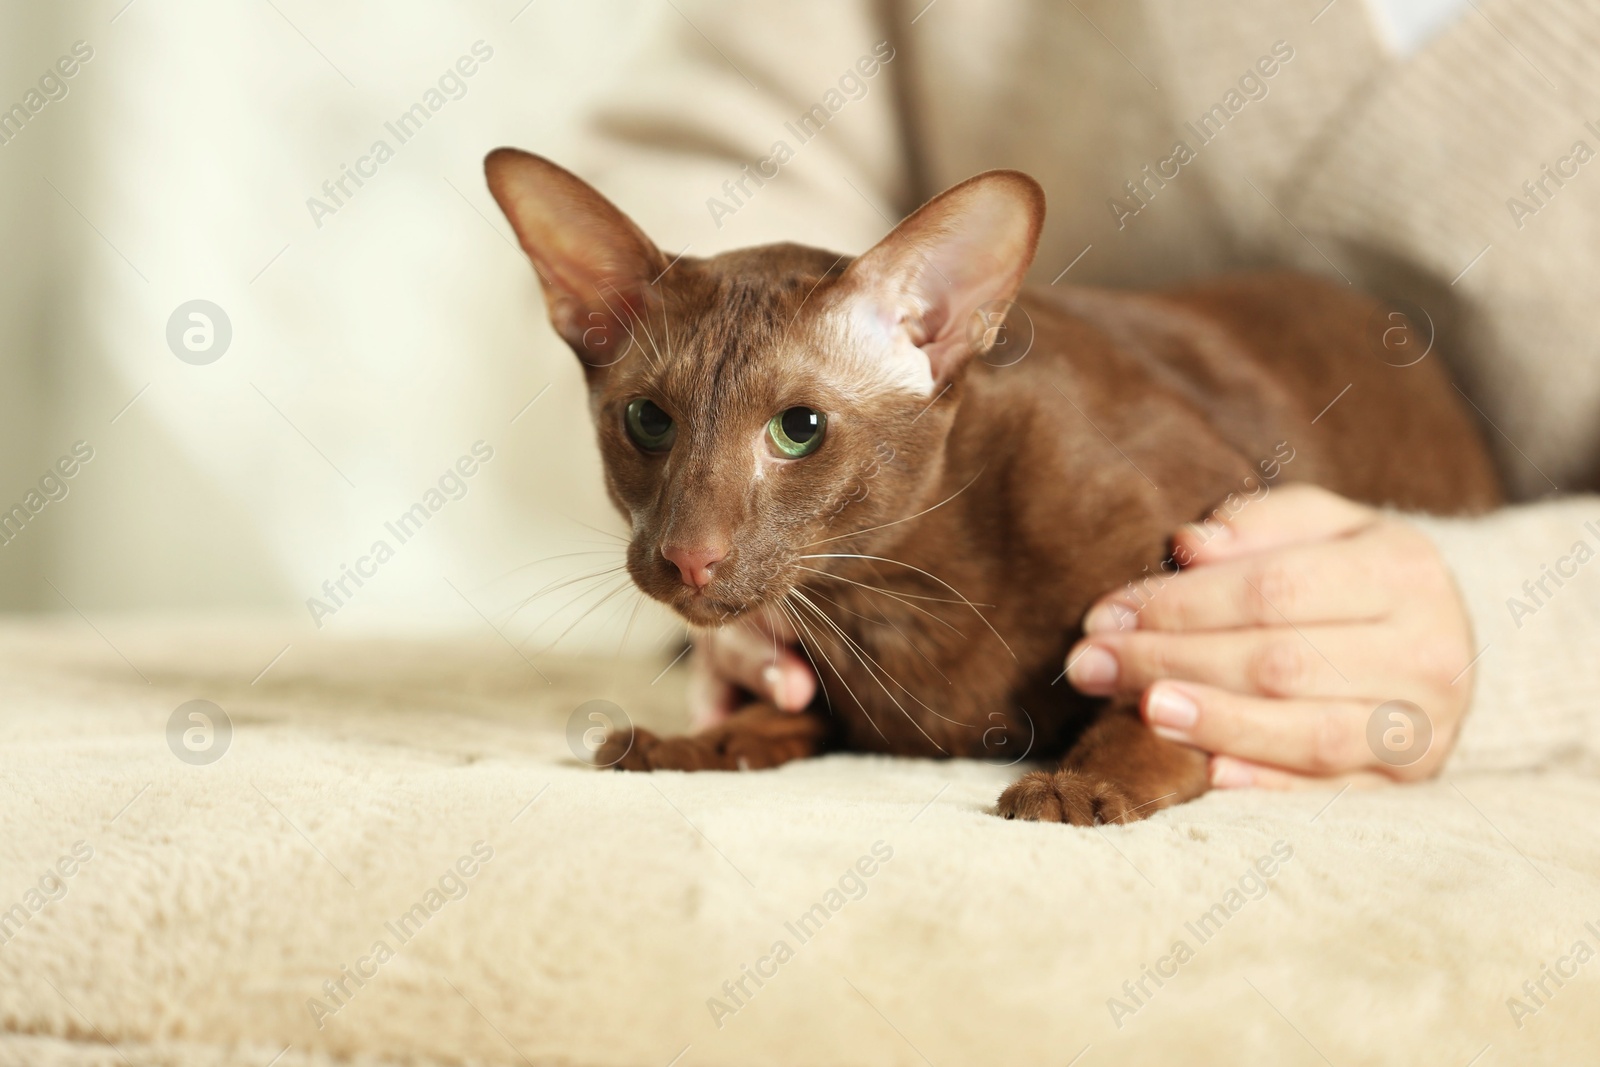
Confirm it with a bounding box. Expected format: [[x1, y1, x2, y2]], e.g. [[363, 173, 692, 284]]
[[485, 148, 1500, 825]]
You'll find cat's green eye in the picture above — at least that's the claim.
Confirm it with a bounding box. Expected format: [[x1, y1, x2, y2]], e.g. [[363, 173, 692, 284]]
[[625, 398, 676, 452], [768, 406, 826, 458]]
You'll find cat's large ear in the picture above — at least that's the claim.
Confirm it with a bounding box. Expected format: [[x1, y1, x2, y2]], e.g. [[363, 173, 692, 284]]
[[485, 148, 667, 368], [839, 170, 1044, 389]]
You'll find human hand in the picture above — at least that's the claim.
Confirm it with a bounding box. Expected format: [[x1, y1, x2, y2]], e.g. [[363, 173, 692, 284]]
[[687, 612, 818, 731], [1067, 484, 1477, 790]]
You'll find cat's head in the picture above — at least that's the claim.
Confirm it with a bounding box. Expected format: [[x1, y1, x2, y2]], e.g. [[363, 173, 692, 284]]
[[485, 150, 1043, 627]]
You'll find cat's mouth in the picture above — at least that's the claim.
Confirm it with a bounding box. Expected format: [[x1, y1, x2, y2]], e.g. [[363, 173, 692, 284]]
[[647, 575, 790, 629], [668, 589, 763, 627]]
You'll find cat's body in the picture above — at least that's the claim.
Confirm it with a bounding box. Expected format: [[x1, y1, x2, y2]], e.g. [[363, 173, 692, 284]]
[[783, 271, 1498, 763], [486, 152, 1500, 824]]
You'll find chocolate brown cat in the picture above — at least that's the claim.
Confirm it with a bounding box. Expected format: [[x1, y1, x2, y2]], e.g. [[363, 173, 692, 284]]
[[485, 149, 1499, 825]]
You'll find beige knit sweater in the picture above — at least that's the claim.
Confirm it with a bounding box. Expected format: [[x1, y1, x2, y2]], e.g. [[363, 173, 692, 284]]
[[567, 0, 1600, 773]]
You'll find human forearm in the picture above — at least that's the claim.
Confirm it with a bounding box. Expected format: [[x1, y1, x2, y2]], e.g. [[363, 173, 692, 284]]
[[1410, 497, 1600, 772]]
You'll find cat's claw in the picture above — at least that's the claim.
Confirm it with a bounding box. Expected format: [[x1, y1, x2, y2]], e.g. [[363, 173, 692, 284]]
[[996, 770, 1135, 826]]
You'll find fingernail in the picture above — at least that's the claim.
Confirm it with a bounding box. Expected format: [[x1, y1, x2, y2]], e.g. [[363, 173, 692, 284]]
[[1067, 645, 1118, 692], [762, 664, 785, 705], [1146, 685, 1198, 733], [1211, 759, 1254, 789], [1084, 600, 1138, 634]]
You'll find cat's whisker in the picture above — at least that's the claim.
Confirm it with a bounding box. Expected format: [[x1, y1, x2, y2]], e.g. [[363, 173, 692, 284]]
[[803, 465, 987, 549], [796, 564, 979, 606], [632, 299, 670, 369], [616, 587, 648, 657], [789, 591, 946, 748], [798, 586, 943, 714], [761, 602, 782, 663], [772, 597, 833, 717], [596, 582, 649, 653], [491, 549, 623, 584], [784, 604, 838, 723], [782, 591, 876, 736], [780, 252, 849, 347], [790, 588, 948, 750], [804, 581, 956, 689], [593, 284, 655, 370], [791, 588, 939, 720], [658, 285, 676, 366], [509, 563, 629, 617], [659, 620, 690, 652], [507, 568, 621, 634], [784, 599, 855, 727], [560, 515, 630, 544], [506, 566, 630, 647], [875, 604, 955, 688], [801, 584, 889, 627], [794, 566, 968, 635], [529, 573, 637, 656], [800, 552, 1016, 660], [600, 280, 670, 371]]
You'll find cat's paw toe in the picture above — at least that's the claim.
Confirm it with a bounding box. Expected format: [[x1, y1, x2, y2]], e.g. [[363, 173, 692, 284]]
[[996, 771, 1134, 826], [595, 727, 660, 771]]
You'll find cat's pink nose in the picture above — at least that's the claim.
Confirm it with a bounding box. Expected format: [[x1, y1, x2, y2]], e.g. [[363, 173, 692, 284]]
[[661, 542, 726, 590]]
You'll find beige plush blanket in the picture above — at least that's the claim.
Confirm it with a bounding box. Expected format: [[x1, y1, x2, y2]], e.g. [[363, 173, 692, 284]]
[[1, 618, 1596, 1066]]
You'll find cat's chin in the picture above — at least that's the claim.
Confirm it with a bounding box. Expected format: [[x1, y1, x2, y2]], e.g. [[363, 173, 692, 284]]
[[662, 589, 766, 629]]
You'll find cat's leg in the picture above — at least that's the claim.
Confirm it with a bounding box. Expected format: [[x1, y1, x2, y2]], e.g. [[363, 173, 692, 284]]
[[597, 702, 828, 772], [996, 705, 1208, 825]]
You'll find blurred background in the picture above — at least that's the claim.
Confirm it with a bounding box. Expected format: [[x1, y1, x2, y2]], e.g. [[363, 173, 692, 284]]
[[3, 0, 1590, 657], [0, 0, 685, 652]]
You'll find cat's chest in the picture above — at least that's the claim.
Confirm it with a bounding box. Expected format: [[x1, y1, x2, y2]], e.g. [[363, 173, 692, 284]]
[[795, 576, 1055, 758]]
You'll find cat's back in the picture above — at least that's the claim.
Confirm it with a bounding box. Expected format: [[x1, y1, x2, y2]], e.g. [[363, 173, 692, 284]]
[[992, 270, 1500, 516]]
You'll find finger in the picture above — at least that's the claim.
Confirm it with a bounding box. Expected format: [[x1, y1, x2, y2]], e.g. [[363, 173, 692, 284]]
[[1141, 681, 1379, 775], [1068, 625, 1388, 701], [1086, 529, 1397, 634], [1208, 755, 1393, 792], [701, 623, 815, 711], [687, 651, 740, 731], [1174, 483, 1376, 567]]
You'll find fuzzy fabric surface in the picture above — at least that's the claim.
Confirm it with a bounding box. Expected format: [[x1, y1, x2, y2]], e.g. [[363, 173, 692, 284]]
[[1, 617, 1597, 1067]]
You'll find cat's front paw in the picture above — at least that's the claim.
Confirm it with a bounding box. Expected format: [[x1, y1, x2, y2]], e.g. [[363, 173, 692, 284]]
[[596, 705, 827, 772], [592, 726, 754, 771], [594, 725, 662, 770], [996, 770, 1134, 826]]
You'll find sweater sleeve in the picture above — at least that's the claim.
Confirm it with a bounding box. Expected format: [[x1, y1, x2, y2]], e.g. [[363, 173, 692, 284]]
[[1409, 499, 1600, 773], [560, 0, 912, 259], [1279, 0, 1600, 772]]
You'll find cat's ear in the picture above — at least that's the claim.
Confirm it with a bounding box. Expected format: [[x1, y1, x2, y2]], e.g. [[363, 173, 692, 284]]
[[839, 170, 1044, 388], [485, 148, 667, 368]]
